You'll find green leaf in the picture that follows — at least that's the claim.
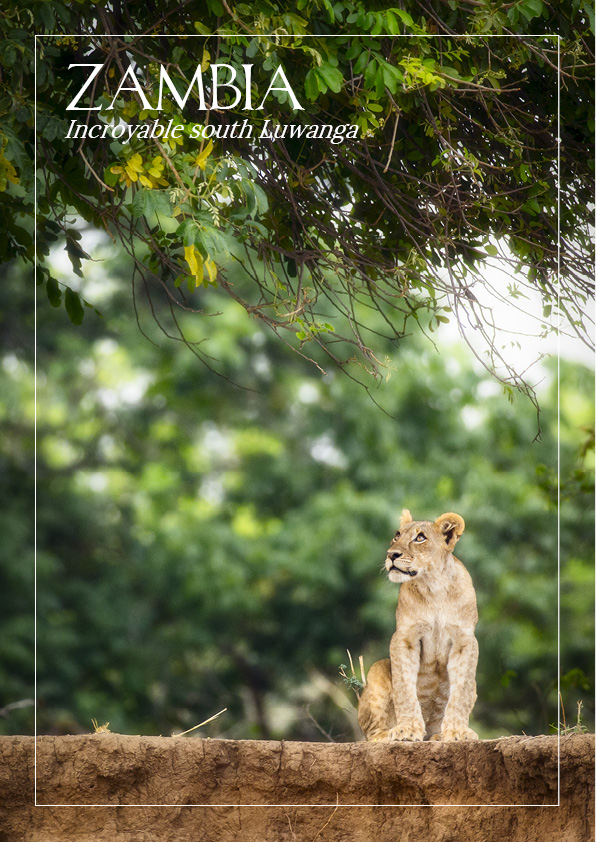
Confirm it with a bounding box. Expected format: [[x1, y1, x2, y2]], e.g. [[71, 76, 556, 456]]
[[38, 114, 62, 142], [103, 167, 119, 188], [64, 231, 90, 278], [64, 288, 84, 325], [386, 10, 399, 34], [353, 51, 370, 75], [485, 244, 498, 256], [382, 66, 399, 94], [314, 71, 328, 95], [244, 182, 269, 216], [364, 59, 378, 88], [375, 67, 385, 97], [131, 190, 150, 219], [391, 7, 414, 27], [177, 219, 201, 247], [317, 64, 344, 94], [344, 42, 361, 61], [524, 0, 543, 14], [149, 191, 172, 217], [38, 1, 56, 29], [370, 13, 383, 35], [322, 0, 335, 22], [46, 277, 62, 308], [198, 226, 242, 257], [304, 69, 319, 101], [518, 0, 542, 21], [242, 220, 268, 237], [131, 188, 171, 219]]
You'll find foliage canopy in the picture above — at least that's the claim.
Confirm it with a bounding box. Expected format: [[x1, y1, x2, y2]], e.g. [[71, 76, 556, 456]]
[[1, 0, 594, 399]]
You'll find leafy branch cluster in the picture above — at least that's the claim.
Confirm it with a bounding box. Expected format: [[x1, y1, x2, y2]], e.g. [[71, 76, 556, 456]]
[[0, 0, 593, 399]]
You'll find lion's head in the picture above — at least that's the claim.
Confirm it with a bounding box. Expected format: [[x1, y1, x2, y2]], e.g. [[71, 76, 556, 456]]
[[385, 509, 465, 584]]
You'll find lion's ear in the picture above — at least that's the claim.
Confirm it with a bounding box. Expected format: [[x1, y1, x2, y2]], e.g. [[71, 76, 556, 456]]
[[435, 512, 465, 548], [399, 509, 413, 529]]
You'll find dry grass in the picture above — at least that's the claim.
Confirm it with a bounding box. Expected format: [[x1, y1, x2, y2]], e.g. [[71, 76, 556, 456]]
[[338, 649, 366, 700], [91, 719, 111, 734], [171, 708, 227, 738], [557, 695, 589, 735]]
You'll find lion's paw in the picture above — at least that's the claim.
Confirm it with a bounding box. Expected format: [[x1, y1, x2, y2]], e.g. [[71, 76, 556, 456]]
[[440, 724, 478, 742], [388, 719, 425, 742], [369, 730, 391, 742]]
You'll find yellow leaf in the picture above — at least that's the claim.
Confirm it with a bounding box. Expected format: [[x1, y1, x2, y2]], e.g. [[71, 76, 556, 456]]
[[139, 175, 153, 187], [201, 50, 210, 72], [195, 139, 213, 171], [0, 151, 19, 190], [127, 153, 144, 173], [184, 244, 198, 276], [184, 245, 203, 287], [110, 165, 123, 174], [205, 257, 217, 285], [125, 166, 139, 182]]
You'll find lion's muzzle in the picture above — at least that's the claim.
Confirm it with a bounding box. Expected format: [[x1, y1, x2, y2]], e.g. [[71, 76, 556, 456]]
[[386, 552, 418, 578]]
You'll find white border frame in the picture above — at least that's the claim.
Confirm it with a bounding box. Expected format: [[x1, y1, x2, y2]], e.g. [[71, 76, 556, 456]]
[[34, 31, 562, 809]]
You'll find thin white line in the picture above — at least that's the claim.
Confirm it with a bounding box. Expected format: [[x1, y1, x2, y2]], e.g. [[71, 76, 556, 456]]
[[33, 30, 563, 810], [34, 32, 38, 811], [36, 33, 549, 38], [556, 33, 561, 809], [36, 802, 560, 808]]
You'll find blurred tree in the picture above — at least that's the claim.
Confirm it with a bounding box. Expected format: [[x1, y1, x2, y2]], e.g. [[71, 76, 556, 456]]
[[1, 245, 592, 739]]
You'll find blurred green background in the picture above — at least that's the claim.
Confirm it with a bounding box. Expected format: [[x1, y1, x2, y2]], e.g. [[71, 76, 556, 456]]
[[1, 237, 593, 740]]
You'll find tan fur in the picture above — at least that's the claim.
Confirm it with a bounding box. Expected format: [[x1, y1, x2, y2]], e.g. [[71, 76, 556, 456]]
[[358, 509, 479, 742]]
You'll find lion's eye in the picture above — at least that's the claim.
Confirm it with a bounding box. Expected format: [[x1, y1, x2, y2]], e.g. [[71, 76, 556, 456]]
[[414, 533, 426, 543], [394, 531, 400, 539]]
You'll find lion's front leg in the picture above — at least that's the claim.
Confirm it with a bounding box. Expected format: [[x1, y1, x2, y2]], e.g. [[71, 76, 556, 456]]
[[388, 629, 426, 742], [440, 632, 479, 741], [357, 659, 396, 741]]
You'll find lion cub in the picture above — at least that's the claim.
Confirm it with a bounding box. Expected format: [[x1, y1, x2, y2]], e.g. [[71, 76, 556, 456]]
[[358, 509, 479, 742]]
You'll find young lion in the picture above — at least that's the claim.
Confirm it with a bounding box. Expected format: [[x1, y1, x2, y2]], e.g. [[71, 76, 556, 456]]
[[358, 509, 479, 742]]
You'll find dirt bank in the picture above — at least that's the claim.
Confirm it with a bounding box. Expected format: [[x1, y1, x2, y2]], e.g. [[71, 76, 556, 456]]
[[0, 734, 593, 841]]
